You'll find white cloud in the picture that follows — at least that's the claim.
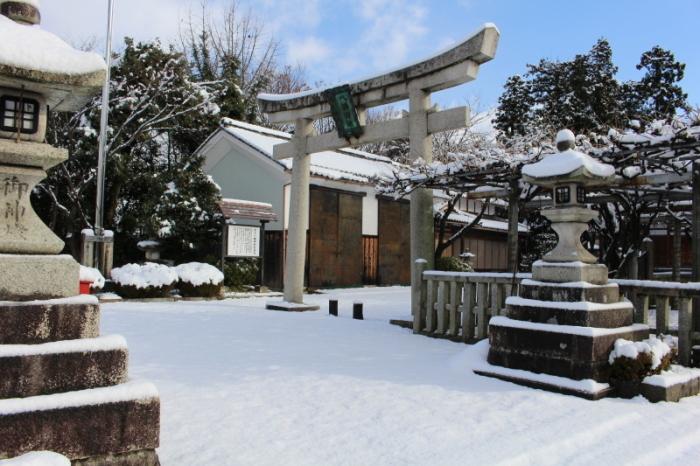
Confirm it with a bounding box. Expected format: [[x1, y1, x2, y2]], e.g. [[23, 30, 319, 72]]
[[286, 36, 331, 65]]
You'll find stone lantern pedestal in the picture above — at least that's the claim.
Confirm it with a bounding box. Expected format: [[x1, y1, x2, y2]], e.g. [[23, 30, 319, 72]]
[[475, 130, 650, 399], [0, 4, 160, 463]]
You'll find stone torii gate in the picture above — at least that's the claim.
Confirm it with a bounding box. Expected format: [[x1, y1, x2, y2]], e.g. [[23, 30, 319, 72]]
[[260, 24, 500, 308]]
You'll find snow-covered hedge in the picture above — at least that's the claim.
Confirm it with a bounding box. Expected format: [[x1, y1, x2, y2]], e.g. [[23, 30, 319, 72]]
[[79, 265, 105, 290], [175, 262, 224, 298], [111, 262, 178, 298], [0, 451, 71, 466], [608, 336, 675, 397]]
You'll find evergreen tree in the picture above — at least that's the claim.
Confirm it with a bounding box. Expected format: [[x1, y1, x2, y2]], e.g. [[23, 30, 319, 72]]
[[631, 46, 688, 122], [494, 75, 532, 137], [38, 38, 223, 264]]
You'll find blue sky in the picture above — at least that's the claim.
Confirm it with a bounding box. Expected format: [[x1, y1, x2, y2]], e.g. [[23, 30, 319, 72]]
[[43, 0, 699, 111]]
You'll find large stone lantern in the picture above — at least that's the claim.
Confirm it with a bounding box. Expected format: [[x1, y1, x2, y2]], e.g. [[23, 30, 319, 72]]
[[0, 4, 161, 463], [0, 0, 105, 299], [475, 129, 649, 399]]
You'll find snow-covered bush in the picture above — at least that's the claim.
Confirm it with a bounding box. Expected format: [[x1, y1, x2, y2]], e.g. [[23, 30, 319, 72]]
[[608, 336, 674, 397], [111, 262, 178, 299], [175, 262, 224, 298], [436, 256, 473, 273], [79, 265, 105, 290]]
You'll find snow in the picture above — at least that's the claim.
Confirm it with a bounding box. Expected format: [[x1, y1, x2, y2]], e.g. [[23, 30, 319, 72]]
[[0, 15, 105, 76], [79, 265, 105, 289], [645, 365, 700, 388], [111, 262, 178, 289], [99, 286, 700, 465], [490, 316, 647, 337], [522, 149, 615, 179], [136, 240, 161, 250], [555, 129, 575, 145], [221, 119, 402, 184], [442, 206, 528, 233], [175, 262, 224, 286], [612, 279, 700, 291], [520, 279, 609, 289], [0, 452, 70, 466], [0, 335, 126, 358], [0, 294, 98, 306], [609, 336, 671, 370], [0, 380, 157, 416], [505, 296, 632, 312]]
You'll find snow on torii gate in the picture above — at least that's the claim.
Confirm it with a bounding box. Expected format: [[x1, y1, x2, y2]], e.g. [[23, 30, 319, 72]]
[[259, 24, 500, 308]]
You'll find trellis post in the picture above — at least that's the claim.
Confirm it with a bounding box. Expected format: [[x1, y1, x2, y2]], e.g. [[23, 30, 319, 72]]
[[693, 161, 700, 329]]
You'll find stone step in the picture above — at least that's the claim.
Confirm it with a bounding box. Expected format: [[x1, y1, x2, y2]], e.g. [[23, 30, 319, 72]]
[[0, 335, 128, 399], [0, 296, 99, 344], [505, 296, 633, 328], [532, 261, 608, 285], [0, 381, 160, 463], [488, 316, 649, 381], [519, 279, 620, 303]]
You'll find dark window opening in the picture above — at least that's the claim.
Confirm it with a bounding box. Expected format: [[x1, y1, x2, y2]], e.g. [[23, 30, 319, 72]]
[[555, 186, 570, 204], [1, 96, 40, 134], [577, 187, 587, 204]]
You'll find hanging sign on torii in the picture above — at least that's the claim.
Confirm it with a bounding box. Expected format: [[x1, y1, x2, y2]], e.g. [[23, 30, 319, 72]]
[[259, 24, 500, 308]]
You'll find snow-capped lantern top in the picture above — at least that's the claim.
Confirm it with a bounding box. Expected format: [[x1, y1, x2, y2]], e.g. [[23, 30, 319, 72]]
[[0, 0, 40, 25], [522, 129, 615, 206], [0, 4, 105, 144]]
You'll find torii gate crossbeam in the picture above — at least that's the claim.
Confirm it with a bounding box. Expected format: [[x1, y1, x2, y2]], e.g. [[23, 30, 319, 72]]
[[259, 24, 500, 308]]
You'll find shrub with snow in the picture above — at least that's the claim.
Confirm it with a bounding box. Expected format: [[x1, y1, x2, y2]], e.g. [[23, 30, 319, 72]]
[[608, 336, 674, 397], [111, 262, 178, 299], [175, 262, 224, 298], [0, 451, 70, 466], [79, 265, 105, 290]]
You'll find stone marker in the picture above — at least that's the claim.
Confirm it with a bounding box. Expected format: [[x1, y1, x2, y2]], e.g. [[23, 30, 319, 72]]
[[474, 130, 650, 399], [0, 3, 160, 463]]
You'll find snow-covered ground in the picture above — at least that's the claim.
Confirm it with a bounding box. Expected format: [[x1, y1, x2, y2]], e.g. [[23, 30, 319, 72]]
[[102, 287, 700, 466]]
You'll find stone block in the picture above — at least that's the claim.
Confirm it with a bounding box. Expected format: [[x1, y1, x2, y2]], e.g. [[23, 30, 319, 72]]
[[505, 301, 633, 328], [0, 297, 99, 344], [532, 261, 608, 285], [72, 449, 160, 466], [488, 318, 649, 381], [520, 280, 620, 303], [0, 387, 160, 461], [0, 338, 128, 398], [0, 254, 79, 300], [640, 368, 700, 402]]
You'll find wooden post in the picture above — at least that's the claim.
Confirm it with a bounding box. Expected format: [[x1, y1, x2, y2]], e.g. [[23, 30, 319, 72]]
[[672, 218, 682, 283], [353, 302, 364, 320], [461, 282, 476, 342], [412, 259, 427, 333], [679, 298, 692, 366], [329, 299, 338, 317], [283, 118, 314, 304], [507, 178, 520, 274], [258, 220, 268, 288], [220, 223, 227, 276], [693, 161, 700, 330]]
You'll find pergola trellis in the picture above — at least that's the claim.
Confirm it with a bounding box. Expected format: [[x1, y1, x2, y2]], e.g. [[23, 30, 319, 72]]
[[387, 127, 700, 284]]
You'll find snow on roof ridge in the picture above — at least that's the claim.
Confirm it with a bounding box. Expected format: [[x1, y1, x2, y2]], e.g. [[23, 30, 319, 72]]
[[221, 197, 274, 208]]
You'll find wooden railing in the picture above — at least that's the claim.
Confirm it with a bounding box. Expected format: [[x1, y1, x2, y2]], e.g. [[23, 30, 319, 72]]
[[411, 261, 700, 364]]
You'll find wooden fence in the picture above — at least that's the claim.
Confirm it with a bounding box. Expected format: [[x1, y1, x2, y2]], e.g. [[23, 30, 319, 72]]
[[411, 261, 700, 365]]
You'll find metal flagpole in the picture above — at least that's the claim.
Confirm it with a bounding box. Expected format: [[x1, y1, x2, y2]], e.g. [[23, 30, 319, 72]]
[[94, 0, 115, 237]]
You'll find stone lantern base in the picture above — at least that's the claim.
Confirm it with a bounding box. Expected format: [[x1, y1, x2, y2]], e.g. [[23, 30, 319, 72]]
[[476, 260, 650, 399], [0, 297, 161, 464]]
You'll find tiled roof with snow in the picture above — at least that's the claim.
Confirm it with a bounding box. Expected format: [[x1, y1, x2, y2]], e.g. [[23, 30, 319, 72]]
[[219, 198, 278, 222], [438, 205, 528, 233], [220, 119, 402, 184]]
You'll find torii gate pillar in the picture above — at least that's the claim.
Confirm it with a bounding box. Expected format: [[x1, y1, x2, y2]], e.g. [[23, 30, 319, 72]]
[[409, 89, 435, 270]]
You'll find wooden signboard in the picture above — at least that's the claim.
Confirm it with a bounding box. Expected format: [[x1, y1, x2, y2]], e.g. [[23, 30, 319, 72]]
[[226, 225, 261, 258]]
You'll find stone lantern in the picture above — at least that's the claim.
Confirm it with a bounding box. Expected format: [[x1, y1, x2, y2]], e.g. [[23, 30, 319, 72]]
[[0, 4, 161, 463], [475, 129, 649, 399]]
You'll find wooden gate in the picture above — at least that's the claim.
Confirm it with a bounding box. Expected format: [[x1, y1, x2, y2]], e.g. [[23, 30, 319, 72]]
[[377, 198, 411, 285], [308, 186, 364, 288]]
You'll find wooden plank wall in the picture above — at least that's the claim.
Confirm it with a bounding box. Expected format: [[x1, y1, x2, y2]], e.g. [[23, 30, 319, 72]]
[[377, 199, 411, 285], [308, 187, 364, 288], [363, 235, 378, 285]]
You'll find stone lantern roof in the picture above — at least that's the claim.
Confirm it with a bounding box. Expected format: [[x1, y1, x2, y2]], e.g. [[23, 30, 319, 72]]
[[0, 2, 105, 111], [522, 129, 615, 188]]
